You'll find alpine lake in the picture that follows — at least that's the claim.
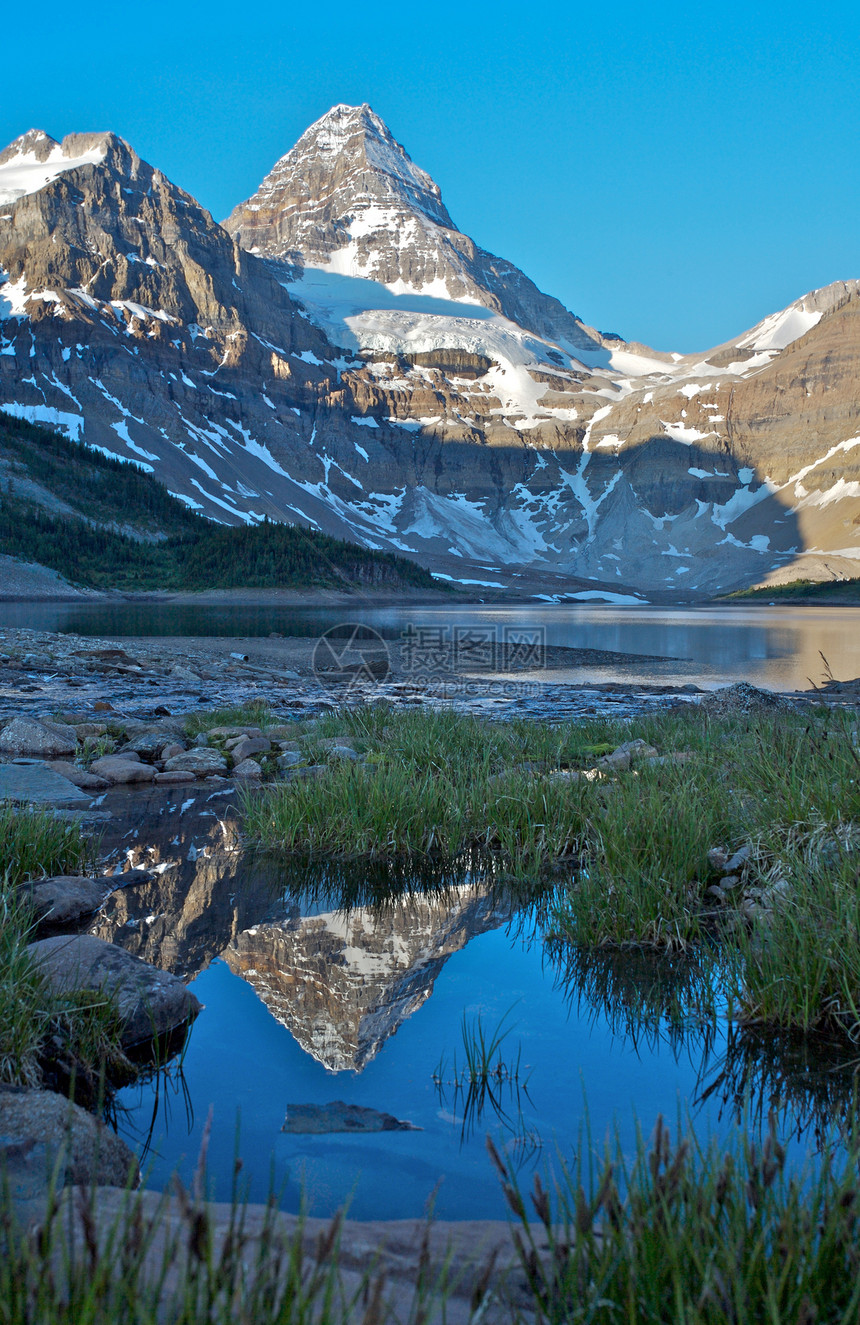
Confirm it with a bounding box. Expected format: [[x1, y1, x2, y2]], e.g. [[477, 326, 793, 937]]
[[7, 599, 860, 1222]]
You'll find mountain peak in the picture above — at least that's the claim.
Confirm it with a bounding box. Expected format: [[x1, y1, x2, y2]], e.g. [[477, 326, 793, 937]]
[[0, 129, 59, 167]]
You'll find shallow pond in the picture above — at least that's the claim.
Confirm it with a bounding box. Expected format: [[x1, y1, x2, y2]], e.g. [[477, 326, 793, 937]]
[[2, 601, 858, 691], [91, 785, 857, 1221]]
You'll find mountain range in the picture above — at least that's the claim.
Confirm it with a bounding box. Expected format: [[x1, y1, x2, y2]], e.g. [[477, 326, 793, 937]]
[[1, 105, 858, 597]]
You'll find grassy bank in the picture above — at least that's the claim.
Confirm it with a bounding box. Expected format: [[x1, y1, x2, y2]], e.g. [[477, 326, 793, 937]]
[[242, 703, 860, 1034]]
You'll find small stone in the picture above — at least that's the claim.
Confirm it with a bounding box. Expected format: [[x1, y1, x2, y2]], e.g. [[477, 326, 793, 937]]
[[707, 885, 727, 902], [718, 874, 741, 891], [154, 770, 196, 784], [707, 847, 730, 872], [276, 751, 303, 771], [163, 748, 228, 776], [160, 742, 186, 760], [725, 846, 752, 874], [89, 756, 155, 785], [328, 745, 361, 762], [228, 735, 271, 763], [0, 1088, 139, 1195], [232, 758, 263, 780], [46, 761, 109, 790], [26, 876, 117, 933], [597, 739, 660, 771]]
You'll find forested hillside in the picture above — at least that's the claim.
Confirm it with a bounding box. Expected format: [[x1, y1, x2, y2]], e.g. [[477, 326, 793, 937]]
[[0, 415, 437, 593]]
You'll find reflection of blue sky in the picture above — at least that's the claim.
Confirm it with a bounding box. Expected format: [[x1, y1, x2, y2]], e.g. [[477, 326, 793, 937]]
[[117, 923, 818, 1222]]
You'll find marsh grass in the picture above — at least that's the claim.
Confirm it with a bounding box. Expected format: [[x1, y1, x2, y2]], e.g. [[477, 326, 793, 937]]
[[243, 704, 860, 1031], [0, 802, 93, 886], [490, 1112, 860, 1324], [184, 700, 274, 737]]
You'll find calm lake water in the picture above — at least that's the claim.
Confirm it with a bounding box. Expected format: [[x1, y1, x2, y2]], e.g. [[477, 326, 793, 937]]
[[94, 787, 854, 1222], [3, 600, 859, 690]]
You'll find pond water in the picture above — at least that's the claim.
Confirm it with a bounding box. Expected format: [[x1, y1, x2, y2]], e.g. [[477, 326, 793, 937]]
[[93, 786, 856, 1222], [3, 600, 858, 691]]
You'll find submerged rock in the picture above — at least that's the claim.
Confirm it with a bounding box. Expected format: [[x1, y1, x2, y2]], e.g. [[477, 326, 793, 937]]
[[282, 1101, 420, 1134]]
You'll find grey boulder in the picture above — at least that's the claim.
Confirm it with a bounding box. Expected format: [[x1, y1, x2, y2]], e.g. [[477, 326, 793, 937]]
[[89, 755, 156, 784], [0, 1086, 139, 1197], [27, 934, 201, 1049], [0, 717, 77, 758], [163, 748, 228, 776]]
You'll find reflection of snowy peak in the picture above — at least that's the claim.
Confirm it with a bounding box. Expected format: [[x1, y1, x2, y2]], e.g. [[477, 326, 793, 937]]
[[224, 889, 507, 1073], [224, 104, 603, 354]]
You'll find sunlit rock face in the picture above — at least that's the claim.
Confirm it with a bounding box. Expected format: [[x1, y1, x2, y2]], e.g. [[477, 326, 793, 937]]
[[222, 888, 510, 1072], [2, 112, 859, 593]]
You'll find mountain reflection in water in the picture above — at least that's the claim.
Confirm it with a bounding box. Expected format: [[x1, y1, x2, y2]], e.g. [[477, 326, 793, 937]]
[[94, 784, 860, 1218], [93, 786, 518, 1072]]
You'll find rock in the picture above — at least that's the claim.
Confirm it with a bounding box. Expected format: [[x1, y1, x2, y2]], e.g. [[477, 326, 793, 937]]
[[191, 733, 210, 747], [275, 740, 302, 753], [0, 763, 90, 806], [154, 770, 196, 784], [47, 760, 109, 790], [282, 1100, 420, 1134], [597, 739, 660, 770], [228, 735, 271, 763], [699, 683, 797, 715], [0, 1086, 139, 1198], [315, 736, 356, 751], [707, 846, 730, 872], [284, 764, 329, 782], [328, 745, 361, 763], [208, 725, 264, 739], [718, 874, 741, 891], [162, 748, 228, 776], [89, 755, 156, 785], [0, 717, 77, 758], [160, 742, 186, 761], [71, 722, 109, 738], [276, 751, 303, 771], [725, 846, 752, 874], [232, 758, 263, 780], [27, 934, 201, 1049], [119, 733, 170, 759], [169, 666, 202, 687], [26, 875, 117, 933]]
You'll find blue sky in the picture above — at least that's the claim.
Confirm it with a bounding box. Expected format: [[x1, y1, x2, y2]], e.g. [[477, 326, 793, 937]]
[[2, 1, 857, 351]]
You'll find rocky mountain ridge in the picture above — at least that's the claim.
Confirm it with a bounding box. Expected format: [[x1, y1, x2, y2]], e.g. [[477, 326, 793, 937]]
[[1, 112, 858, 595]]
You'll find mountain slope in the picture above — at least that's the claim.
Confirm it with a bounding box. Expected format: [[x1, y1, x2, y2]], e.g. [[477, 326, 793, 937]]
[[0, 116, 858, 596], [224, 103, 606, 354]]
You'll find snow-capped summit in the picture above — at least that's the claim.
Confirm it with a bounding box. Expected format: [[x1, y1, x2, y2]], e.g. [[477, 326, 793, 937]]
[[224, 103, 603, 352]]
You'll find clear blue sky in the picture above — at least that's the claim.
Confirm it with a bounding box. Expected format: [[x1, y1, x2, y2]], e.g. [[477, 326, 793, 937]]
[[3, 1, 857, 352]]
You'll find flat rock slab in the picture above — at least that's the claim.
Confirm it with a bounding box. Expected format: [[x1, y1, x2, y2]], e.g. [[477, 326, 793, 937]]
[[27, 934, 202, 1050], [0, 762, 90, 806], [0, 1086, 138, 1208], [0, 717, 77, 758], [282, 1101, 421, 1134]]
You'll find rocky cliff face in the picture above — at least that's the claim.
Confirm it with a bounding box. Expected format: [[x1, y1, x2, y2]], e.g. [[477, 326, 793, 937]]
[[224, 104, 604, 354], [1, 115, 858, 595]]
